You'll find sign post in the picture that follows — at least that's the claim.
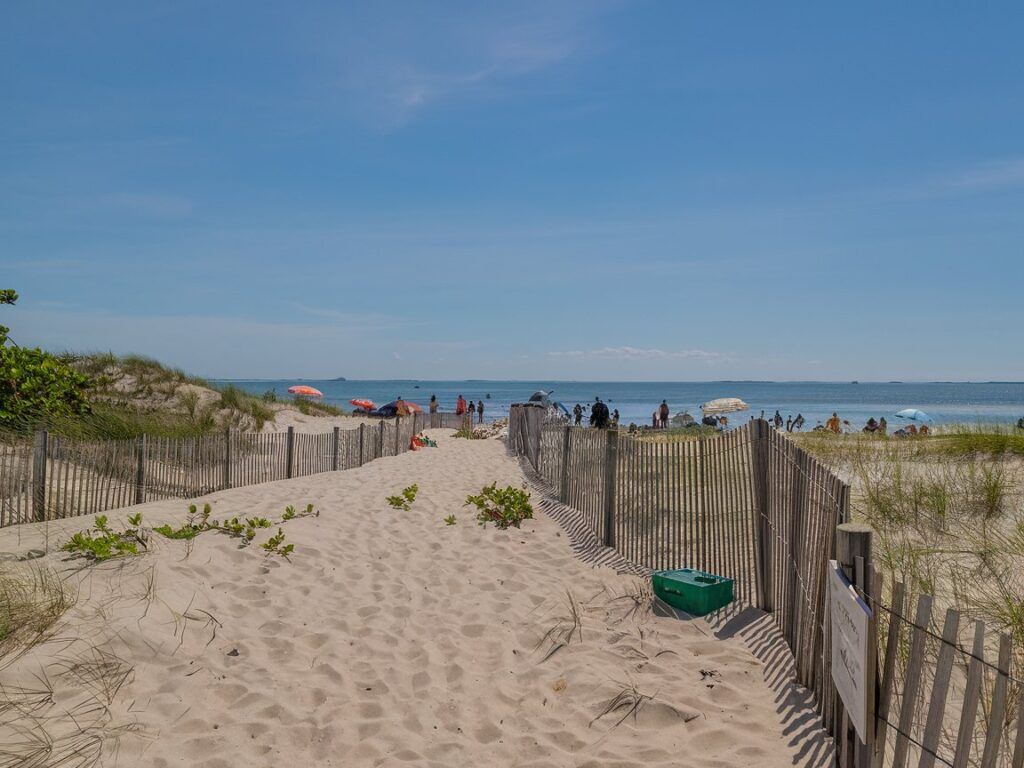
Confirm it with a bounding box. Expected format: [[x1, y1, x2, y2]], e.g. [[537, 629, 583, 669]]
[[829, 560, 871, 739], [832, 522, 876, 768]]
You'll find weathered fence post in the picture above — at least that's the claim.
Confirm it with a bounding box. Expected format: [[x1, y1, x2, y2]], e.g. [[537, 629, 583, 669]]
[[836, 523, 876, 768], [603, 429, 618, 547], [559, 426, 571, 502], [32, 429, 48, 522], [223, 428, 232, 490], [395, 416, 402, 454], [332, 426, 340, 471], [412, 412, 418, 437], [751, 419, 772, 611], [359, 423, 366, 466], [286, 426, 295, 479], [378, 420, 385, 457], [135, 434, 147, 504]]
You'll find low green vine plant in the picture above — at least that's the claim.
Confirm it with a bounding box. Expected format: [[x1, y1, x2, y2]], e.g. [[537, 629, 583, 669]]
[[444, 514, 457, 526], [62, 514, 147, 561], [262, 529, 294, 559], [465, 483, 533, 530], [386, 484, 419, 511]]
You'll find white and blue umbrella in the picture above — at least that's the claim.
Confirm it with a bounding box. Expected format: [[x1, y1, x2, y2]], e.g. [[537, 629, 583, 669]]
[[895, 408, 932, 422]]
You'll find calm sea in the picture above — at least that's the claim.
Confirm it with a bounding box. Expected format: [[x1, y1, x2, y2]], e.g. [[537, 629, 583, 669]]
[[220, 380, 1024, 429]]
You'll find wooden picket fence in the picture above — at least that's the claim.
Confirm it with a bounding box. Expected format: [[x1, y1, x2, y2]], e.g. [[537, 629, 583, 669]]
[[0, 412, 471, 528], [508, 404, 1024, 768]]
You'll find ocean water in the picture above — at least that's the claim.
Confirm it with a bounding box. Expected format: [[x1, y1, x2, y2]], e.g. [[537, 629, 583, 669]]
[[221, 379, 1024, 430]]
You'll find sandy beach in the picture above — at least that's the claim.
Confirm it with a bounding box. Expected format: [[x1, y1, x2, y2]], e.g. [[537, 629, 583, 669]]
[[1, 431, 829, 767]]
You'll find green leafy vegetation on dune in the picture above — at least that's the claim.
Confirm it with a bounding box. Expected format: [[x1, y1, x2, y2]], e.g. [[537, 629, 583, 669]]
[[1, 289, 92, 433]]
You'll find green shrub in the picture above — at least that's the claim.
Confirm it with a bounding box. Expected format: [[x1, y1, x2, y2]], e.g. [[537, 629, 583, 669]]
[[465, 483, 533, 529], [0, 329, 91, 432]]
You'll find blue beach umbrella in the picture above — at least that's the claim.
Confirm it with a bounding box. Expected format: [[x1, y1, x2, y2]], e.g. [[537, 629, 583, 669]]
[[895, 408, 932, 422]]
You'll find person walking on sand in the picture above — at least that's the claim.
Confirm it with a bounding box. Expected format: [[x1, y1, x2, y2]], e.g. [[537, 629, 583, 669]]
[[659, 400, 670, 429], [476, 399, 484, 424], [826, 412, 841, 433]]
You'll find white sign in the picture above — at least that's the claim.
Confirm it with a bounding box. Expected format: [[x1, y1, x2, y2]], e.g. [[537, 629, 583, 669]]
[[829, 559, 872, 740]]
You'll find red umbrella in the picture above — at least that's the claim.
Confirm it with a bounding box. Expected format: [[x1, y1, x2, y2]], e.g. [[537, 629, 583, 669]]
[[288, 385, 323, 397], [403, 401, 423, 414], [349, 398, 375, 411]]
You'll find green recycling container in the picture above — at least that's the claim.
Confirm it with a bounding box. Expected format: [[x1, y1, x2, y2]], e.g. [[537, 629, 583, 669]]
[[652, 568, 734, 616]]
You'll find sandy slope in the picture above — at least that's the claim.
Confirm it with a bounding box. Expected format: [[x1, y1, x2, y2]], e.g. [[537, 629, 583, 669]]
[[0, 433, 828, 767]]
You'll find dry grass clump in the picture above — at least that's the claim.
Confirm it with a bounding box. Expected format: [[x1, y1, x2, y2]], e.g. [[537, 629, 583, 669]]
[[0, 564, 73, 660]]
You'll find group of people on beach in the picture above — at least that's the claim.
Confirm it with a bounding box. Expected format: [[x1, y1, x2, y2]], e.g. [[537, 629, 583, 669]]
[[452, 394, 486, 423], [572, 398, 619, 429]]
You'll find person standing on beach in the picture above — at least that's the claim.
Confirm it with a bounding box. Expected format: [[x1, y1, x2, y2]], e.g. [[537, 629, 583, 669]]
[[658, 400, 670, 429], [476, 399, 484, 424], [429, 395, 438, 414], [773, 410, 783, 429], [878, 417, 887, 435], [785, 415, 793, 432], [826, 412, 841, 433], [456, 395, 466, 415], [794, 414, 805, 431], [612, 408, 620, 427], [573, 403, 583, 426]]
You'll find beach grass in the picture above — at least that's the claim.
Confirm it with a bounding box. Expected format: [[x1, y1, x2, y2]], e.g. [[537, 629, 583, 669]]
[[0, 564, 73, 659], [291, 396, 345, 418]]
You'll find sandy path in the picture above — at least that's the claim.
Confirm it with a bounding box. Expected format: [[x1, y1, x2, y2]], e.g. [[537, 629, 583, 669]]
[[1, 433, 828, 767]]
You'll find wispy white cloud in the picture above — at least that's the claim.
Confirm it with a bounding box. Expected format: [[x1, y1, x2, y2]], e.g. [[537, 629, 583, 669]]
[[889, 157, 1024, 202], [547, 346, 730, 362], [321, 2, 616, 126]]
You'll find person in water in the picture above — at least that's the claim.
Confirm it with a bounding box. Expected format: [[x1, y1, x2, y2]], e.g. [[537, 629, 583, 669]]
[[476, 399, 484, 424]]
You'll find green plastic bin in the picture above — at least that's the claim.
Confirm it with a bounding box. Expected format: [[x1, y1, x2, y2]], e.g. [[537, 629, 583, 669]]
[[652, 568, 734, 616]]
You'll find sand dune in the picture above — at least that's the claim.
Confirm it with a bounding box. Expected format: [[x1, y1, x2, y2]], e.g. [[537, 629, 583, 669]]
[[0, 432, 829, 767]]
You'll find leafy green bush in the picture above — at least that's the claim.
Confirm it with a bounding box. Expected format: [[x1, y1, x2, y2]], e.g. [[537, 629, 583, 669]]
[[465, 483, 533, 529], [62, 514, 147, 561], [0, 299, 92, 429], [386, 484, 419, 510]]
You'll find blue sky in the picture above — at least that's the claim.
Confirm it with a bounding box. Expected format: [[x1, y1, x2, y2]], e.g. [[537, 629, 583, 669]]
[[3, 1, 1022, 380]]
